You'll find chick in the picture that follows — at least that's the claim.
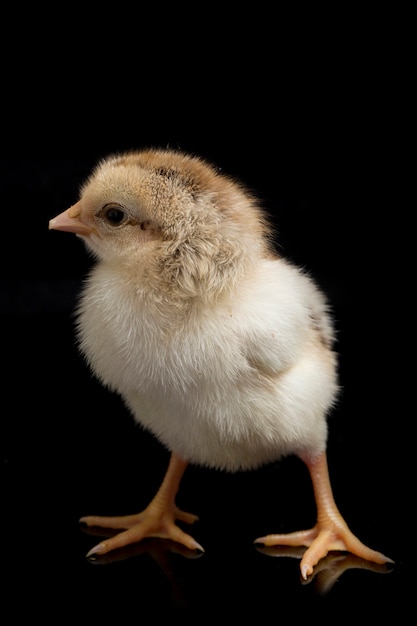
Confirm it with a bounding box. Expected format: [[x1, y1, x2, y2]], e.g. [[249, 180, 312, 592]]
[[49, 148, 392, 579]]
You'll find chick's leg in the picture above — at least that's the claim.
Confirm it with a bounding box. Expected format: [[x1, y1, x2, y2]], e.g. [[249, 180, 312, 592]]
[[80, 452, 203, 558], [255, 450, 393, 580]]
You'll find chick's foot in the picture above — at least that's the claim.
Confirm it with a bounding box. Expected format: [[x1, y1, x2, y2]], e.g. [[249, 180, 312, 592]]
[[254, 450, 393, 580], [255, 520, 392, 580], [80, 452, 203, 557], [80, 504, 202, 558]]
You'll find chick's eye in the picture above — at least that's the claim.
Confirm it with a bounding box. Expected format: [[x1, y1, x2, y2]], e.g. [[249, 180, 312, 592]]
[[103, 205, 126, 226]]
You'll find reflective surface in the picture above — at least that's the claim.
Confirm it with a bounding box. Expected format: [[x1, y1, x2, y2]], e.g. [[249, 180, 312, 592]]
[[3, 149, 408, 619]]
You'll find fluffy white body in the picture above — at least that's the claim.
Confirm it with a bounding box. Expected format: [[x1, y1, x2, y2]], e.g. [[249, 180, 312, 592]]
[[77, 256, 337, 471]]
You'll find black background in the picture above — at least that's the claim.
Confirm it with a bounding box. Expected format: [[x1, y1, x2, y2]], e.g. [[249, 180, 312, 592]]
[[2, 9, 411, 621]]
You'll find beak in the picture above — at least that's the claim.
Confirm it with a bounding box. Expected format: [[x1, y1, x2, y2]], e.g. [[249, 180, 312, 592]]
[[49, 202, 93, 236]]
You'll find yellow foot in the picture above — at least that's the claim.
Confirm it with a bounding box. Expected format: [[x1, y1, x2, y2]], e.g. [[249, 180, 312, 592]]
[[255, 524, 393, 580], [255, 545, 393, 593], [80, 504, 203, 558]]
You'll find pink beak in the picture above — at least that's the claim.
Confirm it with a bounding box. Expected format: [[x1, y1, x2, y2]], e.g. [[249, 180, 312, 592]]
[[49, 202, 93, 236]]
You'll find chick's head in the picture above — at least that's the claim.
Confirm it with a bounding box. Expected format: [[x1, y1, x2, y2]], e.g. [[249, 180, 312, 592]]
[[50, 149, 274, 298]]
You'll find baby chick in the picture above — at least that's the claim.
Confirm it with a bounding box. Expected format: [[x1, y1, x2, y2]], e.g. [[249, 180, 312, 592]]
[[49, 148, 392, 579]]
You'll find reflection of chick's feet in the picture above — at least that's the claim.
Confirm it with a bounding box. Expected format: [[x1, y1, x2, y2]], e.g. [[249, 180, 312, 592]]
[[255, 545, 393, 593], [80, 453, 203, 558]]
